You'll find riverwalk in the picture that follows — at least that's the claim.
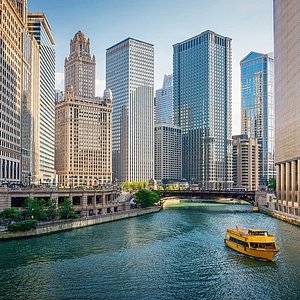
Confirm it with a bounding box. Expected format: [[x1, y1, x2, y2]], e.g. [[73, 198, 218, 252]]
[[0, 206, 162, 240], [259, 206, 300, 227]]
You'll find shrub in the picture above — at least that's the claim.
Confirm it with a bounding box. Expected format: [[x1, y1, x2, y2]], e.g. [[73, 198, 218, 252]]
[[7, 220, 37, 232], [0, 208, 21, 222]]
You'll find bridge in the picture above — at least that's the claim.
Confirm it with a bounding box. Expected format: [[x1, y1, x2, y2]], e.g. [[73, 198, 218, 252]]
[[160, 190, 256, 205]]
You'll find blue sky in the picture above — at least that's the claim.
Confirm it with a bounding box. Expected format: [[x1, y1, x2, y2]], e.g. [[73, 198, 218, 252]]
[[28, 0, 273, 134]]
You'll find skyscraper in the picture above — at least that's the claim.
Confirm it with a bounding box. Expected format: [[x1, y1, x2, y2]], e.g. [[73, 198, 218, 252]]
[[55, 32, 112, 187], [64, 31, 96, 98], [27, 13, 55, 183], [106, 38, 154, 182], [173, 30, 232, 189], [232, 134, 260, 191], [154, 124, 182, 181], [155, 74, 173, 125], [240, 52, 274, 186], [0, 0, 27, 184], [55, 87, 112, 187], [21, 28, 40, 185], [274, 0, 300, 216]]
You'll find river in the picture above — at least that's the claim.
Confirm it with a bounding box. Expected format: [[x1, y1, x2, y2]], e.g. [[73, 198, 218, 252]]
[[0, 203, 299, 300]]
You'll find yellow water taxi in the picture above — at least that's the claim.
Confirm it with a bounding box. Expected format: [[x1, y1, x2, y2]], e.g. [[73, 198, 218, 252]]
[[224, 227, 279, 261]]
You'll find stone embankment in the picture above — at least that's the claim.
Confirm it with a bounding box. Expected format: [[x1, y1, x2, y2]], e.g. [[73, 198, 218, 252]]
[[259, 206, 300, 227], [0, 206, 162, 240]]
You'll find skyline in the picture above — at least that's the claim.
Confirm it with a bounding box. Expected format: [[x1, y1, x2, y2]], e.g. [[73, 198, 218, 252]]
[[28, 0, 273, 135]]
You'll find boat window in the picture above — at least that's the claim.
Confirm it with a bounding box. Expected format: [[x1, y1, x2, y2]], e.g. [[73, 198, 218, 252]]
[[248, 230, 268, 236], [229, 236, 248, 247], [250, 243, 276, 249]]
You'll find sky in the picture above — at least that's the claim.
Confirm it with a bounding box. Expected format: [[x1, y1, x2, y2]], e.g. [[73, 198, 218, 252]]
[[28, 0, 273, 135]]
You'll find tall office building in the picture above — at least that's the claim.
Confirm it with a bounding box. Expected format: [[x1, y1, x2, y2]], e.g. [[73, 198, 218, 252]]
[[64, 31, 96, 98], [55, 87, 112, 187], [27, 13, 55, 183], [154, 124, 182, 181], [173, 30, 232, 189], [55, 32, 112, 187], [155, 74, 173, 125], [274, 0, 300, 216], [21, 28, 40, 185], [240, 52, 274, 186], [0, 0, 27, 184], [106, 38, 154, 182], [232, 135, 260, 191]]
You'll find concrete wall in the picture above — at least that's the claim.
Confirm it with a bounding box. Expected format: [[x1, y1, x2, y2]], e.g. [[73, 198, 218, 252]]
[[259, 206, 300, 227], [0, 206, 162, 240]]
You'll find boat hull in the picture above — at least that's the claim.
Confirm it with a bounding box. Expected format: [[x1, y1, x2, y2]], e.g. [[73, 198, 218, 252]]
[[225, 239, 278, 261]]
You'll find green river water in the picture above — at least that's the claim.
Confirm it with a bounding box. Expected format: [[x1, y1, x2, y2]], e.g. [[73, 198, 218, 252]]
[[0, 203, 299, 300]]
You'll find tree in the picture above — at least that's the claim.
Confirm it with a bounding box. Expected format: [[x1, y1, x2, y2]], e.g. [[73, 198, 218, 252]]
[[0, 208, 21, 223], [121, 181, 131, 191], [46, 199, 58, 220], [59, 198, 77, 219], [166, 185, 178, 191], [135, 189, 160, 208], [25, 198, 47, 221], [268, 177, 276, 190]]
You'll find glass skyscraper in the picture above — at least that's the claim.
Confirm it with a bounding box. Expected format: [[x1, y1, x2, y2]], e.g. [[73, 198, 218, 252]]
[[106, 38, 154, 182], [28, 13, 55, 183], [155, 74, 173, 125], [240, 52, 274, 186], [173, 30, 232, 189]]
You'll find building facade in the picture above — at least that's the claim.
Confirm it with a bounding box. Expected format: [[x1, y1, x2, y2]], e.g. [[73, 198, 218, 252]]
[[106, 38, 154, 183], [240, 52, 274, 186], [173, 30, 232, 189], [232, 135, 260, 191], [55, 86, 112, 187], [154, 124, 182, 181], [274, 0, 300, 216], [155, 74, 173, 125], [55, 32, 112, 187], [0, 0, 28, 184], [21, 29, 40, 185], [64, 31, 96, 98], [27, 13, 55, 184]]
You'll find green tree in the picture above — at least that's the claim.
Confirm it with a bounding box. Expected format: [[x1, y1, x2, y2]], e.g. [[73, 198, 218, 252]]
[[46, 199, 58, 220], [166, 185, 178, 190], [135, 189, 160, 208], [121, 181, 131, 191], [0, 208, 21, 223], [25, 198, 47, 221], [268, 177, 276, 190], [59, 198, 77, 219]]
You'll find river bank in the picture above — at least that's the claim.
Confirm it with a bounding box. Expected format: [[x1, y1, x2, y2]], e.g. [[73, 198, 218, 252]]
[[259, 206, 300, 227], [0, 206, 162, 240]]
